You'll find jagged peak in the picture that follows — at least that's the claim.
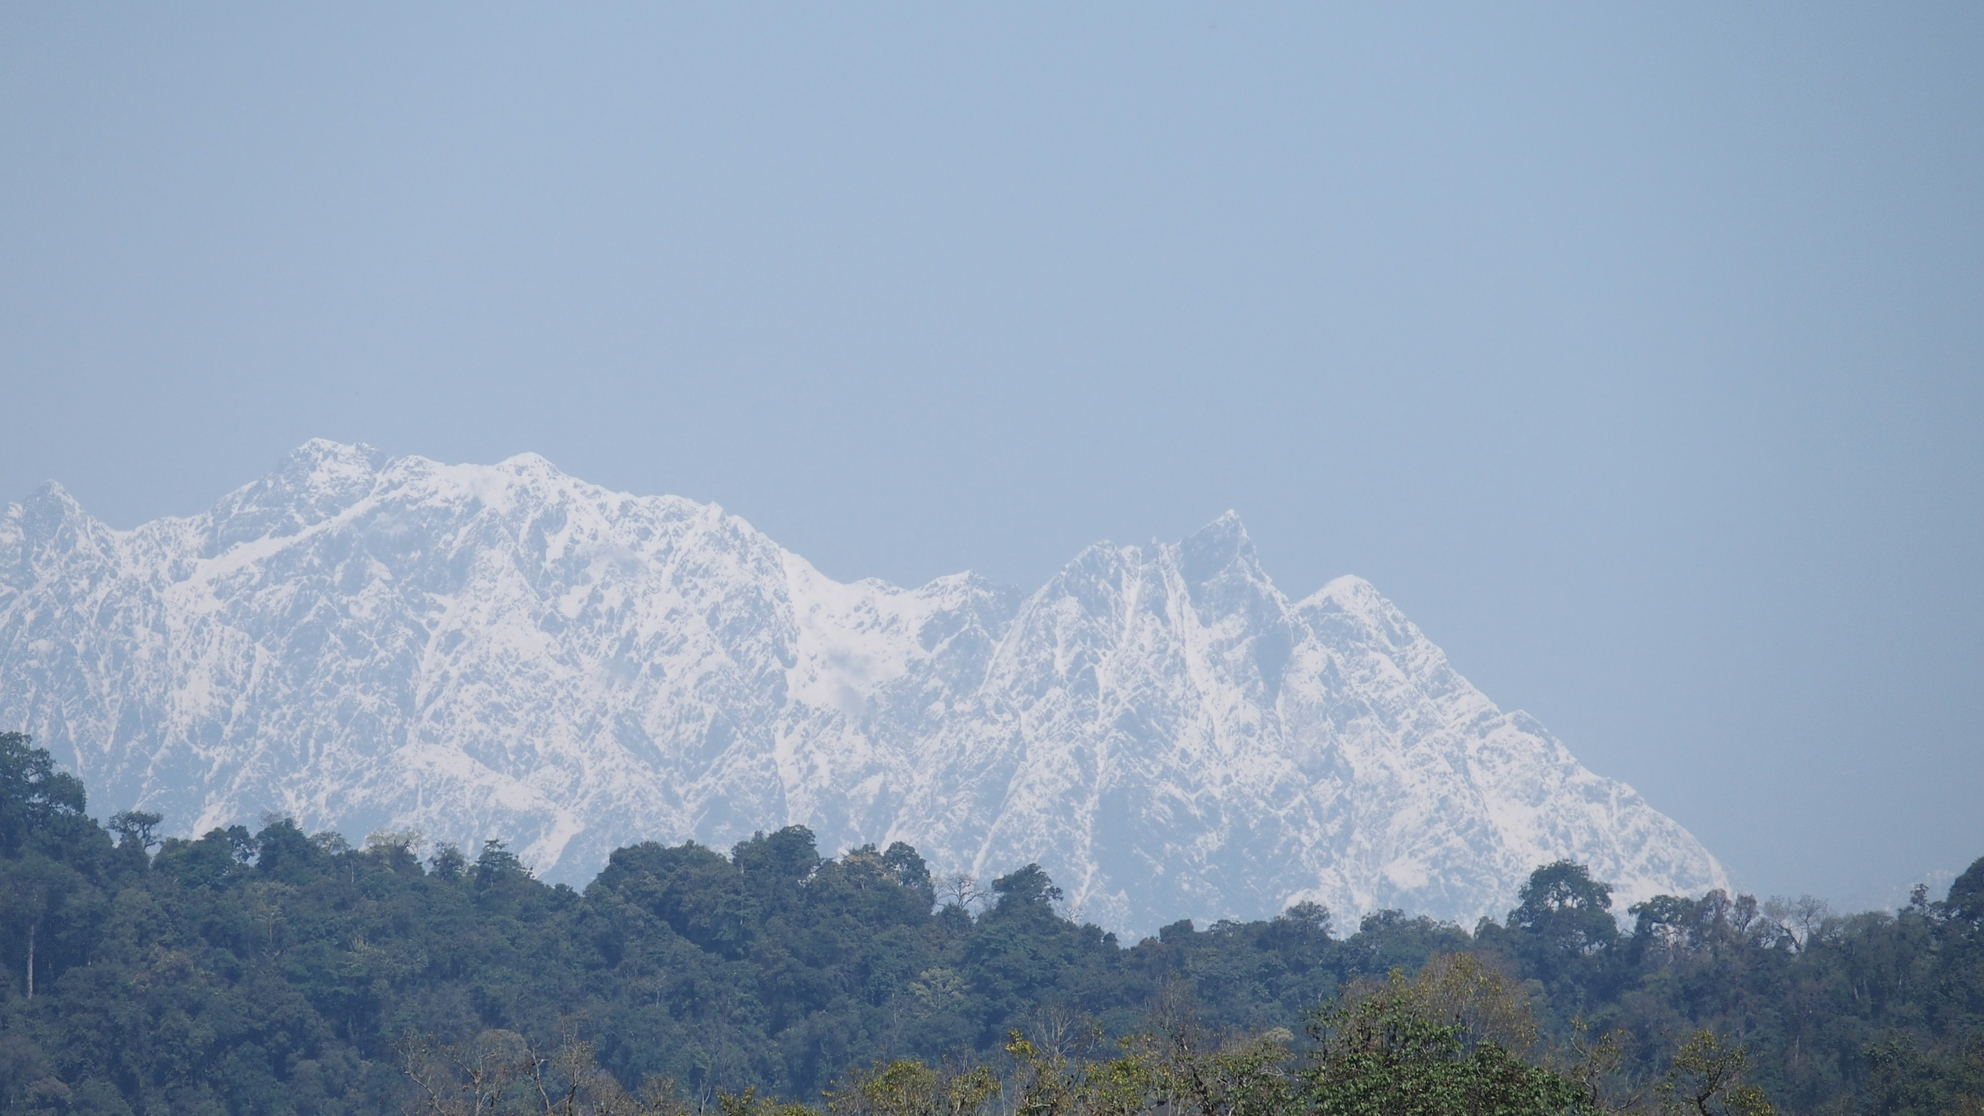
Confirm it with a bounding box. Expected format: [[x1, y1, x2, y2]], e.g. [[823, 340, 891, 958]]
[[197, 441, 390, 547], [1302, 573, 1379, 608], [917, 569, 1016, 595], [268, 440, 381, 490], [1175, 510, 1260, 585], [1027, 514, 1266, 602], [1175, 509, 1249, 547], [238, 440, 389, 505], [7, 482, 93, 537], [292, 435, 360, 455], [284, 438, 386, 473], [0, 482, 113, 554], [1045, 536, 1136, 574], [25, 480, 82, 510]]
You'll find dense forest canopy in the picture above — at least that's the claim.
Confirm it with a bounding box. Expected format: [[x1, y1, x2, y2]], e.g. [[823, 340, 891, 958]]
[[0, 732, 1979, 1115]]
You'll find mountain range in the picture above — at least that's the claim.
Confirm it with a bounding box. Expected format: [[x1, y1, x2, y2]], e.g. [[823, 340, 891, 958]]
[[0, 440, 1726, 933]]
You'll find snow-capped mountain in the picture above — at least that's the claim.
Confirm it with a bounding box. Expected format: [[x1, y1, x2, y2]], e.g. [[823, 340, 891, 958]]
[[0, 441, 1726, 933]]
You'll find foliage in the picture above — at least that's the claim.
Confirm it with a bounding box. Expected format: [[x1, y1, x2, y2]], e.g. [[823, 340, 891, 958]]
[[0, 733, 1980, 1115], [1303, 960, 1588, 1116], [1653, 1029, 1775, 1116]]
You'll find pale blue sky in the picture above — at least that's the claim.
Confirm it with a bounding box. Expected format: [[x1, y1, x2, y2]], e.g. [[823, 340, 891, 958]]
[[2, 4, 1979, 909]]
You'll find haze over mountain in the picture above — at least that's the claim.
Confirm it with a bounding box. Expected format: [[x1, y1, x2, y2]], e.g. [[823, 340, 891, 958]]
[[0, 441, 1725, 933]]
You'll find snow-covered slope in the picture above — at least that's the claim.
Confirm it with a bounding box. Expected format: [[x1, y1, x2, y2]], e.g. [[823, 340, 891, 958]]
[[0, 441, 1725, 933]]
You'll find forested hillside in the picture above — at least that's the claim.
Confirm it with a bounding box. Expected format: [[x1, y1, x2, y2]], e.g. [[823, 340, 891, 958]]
[[1, 731, 1979, 1115]]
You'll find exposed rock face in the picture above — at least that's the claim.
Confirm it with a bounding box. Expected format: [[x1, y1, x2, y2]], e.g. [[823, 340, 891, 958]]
[[0, 441, 1725, 933]]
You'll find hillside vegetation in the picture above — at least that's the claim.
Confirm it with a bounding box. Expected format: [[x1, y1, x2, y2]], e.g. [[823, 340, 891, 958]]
[[1, 732, 1979, 1115]]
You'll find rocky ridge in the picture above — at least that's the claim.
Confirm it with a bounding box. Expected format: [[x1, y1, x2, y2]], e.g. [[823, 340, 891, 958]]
[[0, 441, 1727, 933]]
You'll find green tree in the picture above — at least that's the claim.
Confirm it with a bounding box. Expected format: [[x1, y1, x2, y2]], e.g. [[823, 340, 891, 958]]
[[0, 732, 88, 857], [1659, 1031, 1774, 1116], [1508, 860, 1619, 958], [1303, 966, 1592, 1116]]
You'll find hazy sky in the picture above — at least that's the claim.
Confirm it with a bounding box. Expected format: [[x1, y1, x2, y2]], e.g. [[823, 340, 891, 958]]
[[3, 5, 1979, 910]]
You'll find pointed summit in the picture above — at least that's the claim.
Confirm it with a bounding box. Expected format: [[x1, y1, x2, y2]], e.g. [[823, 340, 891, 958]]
[[22, 480, 83, 513], [281, 438, 387, 476], [205, 441, 388, 548], [8, 481, 98, 549], [1177, 510, 1257, 586]]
